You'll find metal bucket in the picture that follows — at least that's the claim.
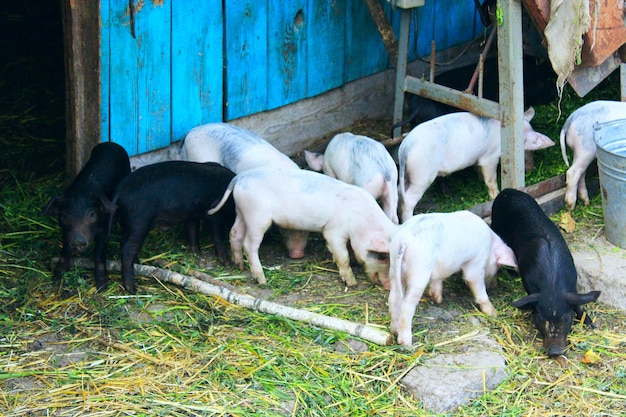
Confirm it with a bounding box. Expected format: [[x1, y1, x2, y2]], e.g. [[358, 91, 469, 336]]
[[594, 119, 626, 247]]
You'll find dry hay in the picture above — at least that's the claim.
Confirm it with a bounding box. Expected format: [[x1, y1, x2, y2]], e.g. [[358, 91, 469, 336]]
[[2, 26, 626, 415], [1, 189, 626, 416]]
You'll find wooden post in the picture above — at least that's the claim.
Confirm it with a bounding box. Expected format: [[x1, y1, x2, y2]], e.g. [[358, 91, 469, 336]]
[[392, 8, 412, 139], [497, 0, 525, 190], [60, 1, 101, 180]]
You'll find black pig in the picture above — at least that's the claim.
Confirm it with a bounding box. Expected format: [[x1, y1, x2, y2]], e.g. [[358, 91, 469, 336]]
[[42, 142, 130, 290], [103, 161, 235, 294], [490, 188, 600, 357], [394, 55, 557, 131]]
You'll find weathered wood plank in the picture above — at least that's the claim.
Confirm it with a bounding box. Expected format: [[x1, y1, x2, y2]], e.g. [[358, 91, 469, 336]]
[[225, 1, 268, 120], [344, 0, 389, 82], [171, 0, 223, 142], [267, 0, 308, 110], [136, 1, 170, 154], [108, 0, 170, 156], [365, 0, 398, 66], [409, 0, 485, 58], [307, 0, 345, 97], [108, 0, 139, 155], [62, 0, 102, 178], [99, 0, 111, 154]]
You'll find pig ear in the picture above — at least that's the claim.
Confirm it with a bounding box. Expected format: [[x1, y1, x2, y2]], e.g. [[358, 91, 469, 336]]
[[510, 293, 541, 310], [493, 236, 518, 268], [564, 290, 601, 306], [98, 194, 118, 215], [368, 235, 390, 256], [523, 107, 536, 121], [41, 195, 62, 217], [524, 131, 555, 151], [304, 150, 324, 172]]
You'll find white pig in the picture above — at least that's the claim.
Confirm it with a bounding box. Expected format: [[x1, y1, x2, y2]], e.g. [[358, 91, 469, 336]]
[[388, 211, 517, 346], [207, 167, 397, 287], [183, 122, 308, 258], [559, 100, 626, 210], [183, 122, 299, 171], [398, 108, 554, 223], [304, 132, 399, 224]]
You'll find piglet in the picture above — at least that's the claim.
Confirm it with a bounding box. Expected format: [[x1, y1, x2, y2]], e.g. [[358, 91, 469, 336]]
[[491, 188, 601, 357], [559, 100, 626, 210], [208, 167, 397, 288], [388, 211, 517, 346], [103, 161, 235, 294], [182, 122, 308, 258], [304, 132, 399, 224], [183, 122, 299, 172], [42, 142, 130, 291], [398, 108, 554, 223]]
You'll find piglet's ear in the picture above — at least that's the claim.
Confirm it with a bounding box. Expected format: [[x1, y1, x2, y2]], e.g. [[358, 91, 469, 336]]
[[41, 195, 62, 217], [493, 237, 518, 268], [304, 150, 324, 172], [98, 194, 118, 215], [367, 235, 390, 254], [523, 107, 536, 121], [564, 290, 601, 306], [510, 293, 541, 310]]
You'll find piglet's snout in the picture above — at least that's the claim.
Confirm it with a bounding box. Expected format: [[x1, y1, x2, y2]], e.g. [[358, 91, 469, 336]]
[[70, 235, 90, 252]]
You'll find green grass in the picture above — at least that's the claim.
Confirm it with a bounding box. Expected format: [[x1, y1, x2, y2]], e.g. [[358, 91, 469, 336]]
[[2, 12, 626, 414]]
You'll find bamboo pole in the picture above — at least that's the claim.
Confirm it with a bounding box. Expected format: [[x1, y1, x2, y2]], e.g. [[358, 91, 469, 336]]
[[66, 258, 394, 346]]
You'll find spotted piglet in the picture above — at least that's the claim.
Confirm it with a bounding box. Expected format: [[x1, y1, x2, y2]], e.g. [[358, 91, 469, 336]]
[[183, 122, 309, 258], [208, 167, 397, 288], [398, 108, 554, 223], [559, 100, 626, 210], [304, 132, 399, 224], [388, 211, 517, 346]]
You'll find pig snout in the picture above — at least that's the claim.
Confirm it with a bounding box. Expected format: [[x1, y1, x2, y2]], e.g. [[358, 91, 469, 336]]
[[542, 331, 568, 357], [534, 312, 571, 357], [282, 230, 309, 259], [545, 340, 567, 358], [70, 234, 91, 252]]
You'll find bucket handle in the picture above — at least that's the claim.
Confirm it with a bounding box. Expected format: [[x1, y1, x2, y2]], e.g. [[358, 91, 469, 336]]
[[594, 118, 626, 132]]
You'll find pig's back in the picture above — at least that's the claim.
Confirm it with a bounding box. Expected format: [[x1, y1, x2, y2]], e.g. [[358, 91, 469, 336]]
[[233, 167, 379, 229], [400, 113, 495, 171], [328, 133, 397, 185], [404, 211, 491, 262], [68, 142, 130, 198], [563, 100, 626, 139], [114, 161, 233, 206], [184, 123, 297, 172]]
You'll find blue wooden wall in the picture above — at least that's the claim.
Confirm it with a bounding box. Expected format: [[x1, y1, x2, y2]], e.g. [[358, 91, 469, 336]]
[[100, 0, 485, 156]]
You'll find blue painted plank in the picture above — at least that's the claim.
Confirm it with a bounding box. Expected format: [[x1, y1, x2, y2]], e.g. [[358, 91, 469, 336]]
[[107, 0, 170, 156], [225, 1, 269, 120], [344, 0, 388, 83], [306, 0, 345, 97], [135, 1, 171, 154], [267, 0, 308, 110], [100, 0, 111, 146], [415, 0, 485, 58], [108, 0, 140, 155], [172, 0, 223, 142]]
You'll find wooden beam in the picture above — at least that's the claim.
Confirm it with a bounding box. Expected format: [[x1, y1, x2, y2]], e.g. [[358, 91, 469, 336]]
[[60, 1, 101, 180], [364, 0, 399, 66], [472, 169, 599, 220]]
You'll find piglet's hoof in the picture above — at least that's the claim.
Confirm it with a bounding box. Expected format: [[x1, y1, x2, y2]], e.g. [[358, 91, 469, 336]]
[[95, 278, 109, 293]]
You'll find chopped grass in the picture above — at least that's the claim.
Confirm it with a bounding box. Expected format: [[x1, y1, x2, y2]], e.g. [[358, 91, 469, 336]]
[[2, 5, 626, 413]]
